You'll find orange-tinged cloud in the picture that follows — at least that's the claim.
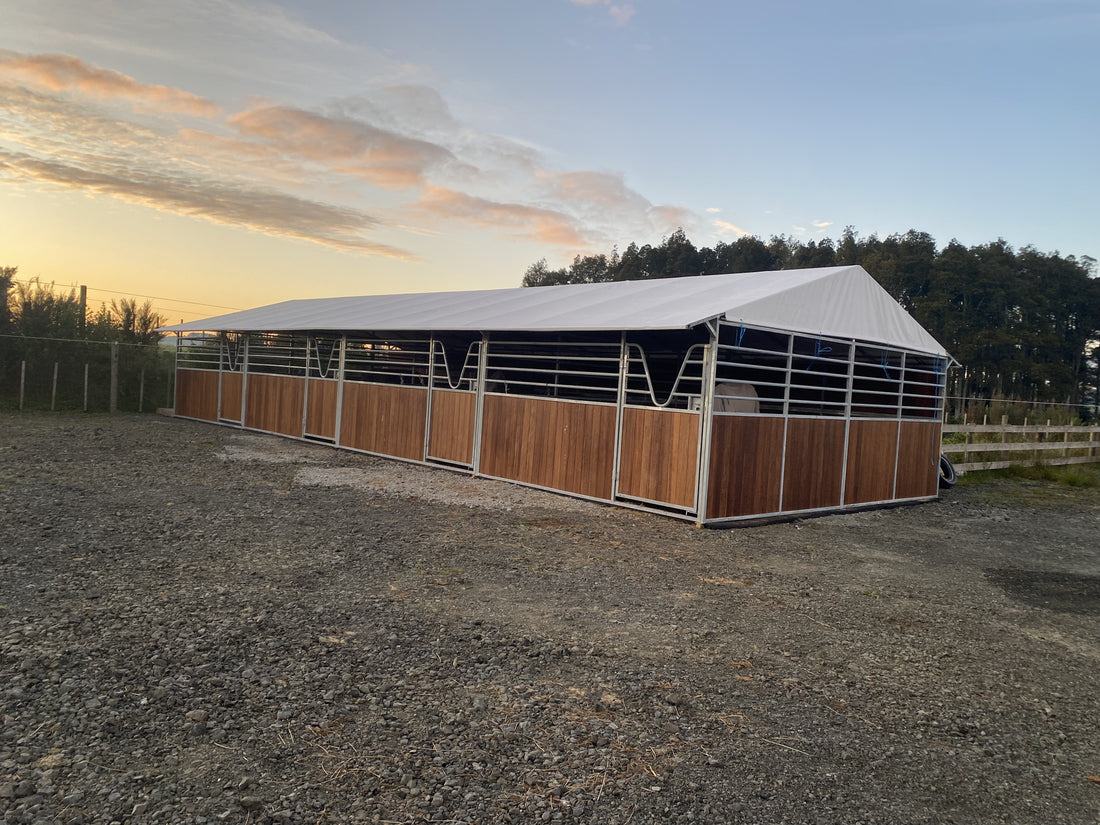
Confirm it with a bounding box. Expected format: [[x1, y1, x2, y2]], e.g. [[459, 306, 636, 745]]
[[0, 148, 415, 260], [417, 186, 588, 246], [229, 105, 454, 189], [714, 219, 751, 237], [544, 169, 650, 211], [0, 51, 221, 118]]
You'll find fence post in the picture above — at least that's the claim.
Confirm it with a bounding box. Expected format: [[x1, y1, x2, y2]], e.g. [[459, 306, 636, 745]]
[[51, 362, 58, 411], [83, 364, 89, 412], [109, 341, 119, 414], [139, 369, 145, 413], [1063, 429, 1070, 458], [19, 361, 25, 411]]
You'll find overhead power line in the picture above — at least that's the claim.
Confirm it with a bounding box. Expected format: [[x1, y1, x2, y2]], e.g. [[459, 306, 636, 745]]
[[84, 286, 243, 312], [8, 278, 245, 312]]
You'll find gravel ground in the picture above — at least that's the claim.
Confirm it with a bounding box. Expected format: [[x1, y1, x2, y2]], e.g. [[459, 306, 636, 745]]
[[2, 412, 1099, 825]]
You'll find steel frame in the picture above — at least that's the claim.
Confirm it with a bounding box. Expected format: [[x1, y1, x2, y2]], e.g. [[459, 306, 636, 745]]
[[171, 320, 949, 525]]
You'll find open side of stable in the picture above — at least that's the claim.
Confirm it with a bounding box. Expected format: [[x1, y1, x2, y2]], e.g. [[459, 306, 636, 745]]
[[168, 293, 948, 524]]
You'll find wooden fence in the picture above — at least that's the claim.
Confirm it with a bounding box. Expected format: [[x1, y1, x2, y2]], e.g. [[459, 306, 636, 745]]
[[941, 423, 1100, 474]]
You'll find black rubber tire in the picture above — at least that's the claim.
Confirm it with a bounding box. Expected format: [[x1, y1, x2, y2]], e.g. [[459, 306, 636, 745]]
[[938, 454, 957, 488]]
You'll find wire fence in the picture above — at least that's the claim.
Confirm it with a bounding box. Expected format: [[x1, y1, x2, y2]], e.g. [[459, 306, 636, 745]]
[[946, 395, 1097, 426], [0, 336, 175, 413]]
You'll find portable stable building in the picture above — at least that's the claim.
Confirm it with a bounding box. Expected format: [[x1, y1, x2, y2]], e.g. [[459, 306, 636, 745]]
[[161, 265, 951, 524]]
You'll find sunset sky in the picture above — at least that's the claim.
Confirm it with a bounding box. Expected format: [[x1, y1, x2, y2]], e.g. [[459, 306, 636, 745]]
[[1, 0, 1097, 324]]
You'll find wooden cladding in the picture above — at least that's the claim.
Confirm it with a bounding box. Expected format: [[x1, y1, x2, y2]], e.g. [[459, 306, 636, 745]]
[[340, 382, 427, 461], [782, 418, 846, 512], [175, 369, 219, 421], [845, 420, 900, 504], [305, 378, 338, 440], [428, 390, 476, 465], [219, 372, 242, 422], [895, 421, 941, 499], [480, 396, 615, 500], [618, 407, 698, 509], [706, 416, 785, 519], [244, 374, 305, 437]]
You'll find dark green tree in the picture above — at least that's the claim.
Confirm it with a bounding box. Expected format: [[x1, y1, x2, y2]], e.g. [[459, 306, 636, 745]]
[[519, 228, 1100, 412]]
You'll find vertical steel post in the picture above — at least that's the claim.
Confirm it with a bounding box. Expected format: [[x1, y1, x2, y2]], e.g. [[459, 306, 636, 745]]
[[300, 336, 311, 437], [334, 336, 347, 446], [51, 362, 58, 411], [239, 335, 249, 425], [19, 361, 25, 410], [776, 334, 794, 513], [139, 369, 145, 413], [611, 333, 628, 499], [472, 335, 488, 476], [423, 338, 436, 461], [83, 364, 89, 412], [109, 341, 119, 414], [891, 351, 906, 499], [216, 333, 224, 419], [838, 341, 855, 506], [694, 325, 719, 524]]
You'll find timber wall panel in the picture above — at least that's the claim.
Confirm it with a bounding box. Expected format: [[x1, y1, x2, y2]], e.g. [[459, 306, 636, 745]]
[[428, 389, 476, 465], [783, 418, 846, 512], [244, 373, 306, 437], [845, 420, 900, 504], [340, 382, 427, 461], [618, 407, 698, 509], [175, 369, 219, 421], [219, 372, 242, 422], [895, 421, 941, 499], [304, 378, 338, 440], [706, 416, 785, 519], [480, 396, 615, 500]]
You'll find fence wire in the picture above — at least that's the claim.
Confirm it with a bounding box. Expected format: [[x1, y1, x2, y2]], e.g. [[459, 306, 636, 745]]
[[0, 335, 175, 413]]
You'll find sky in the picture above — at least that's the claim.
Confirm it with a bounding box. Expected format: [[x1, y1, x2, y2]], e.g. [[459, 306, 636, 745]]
[[1, 0, 1097, 324]]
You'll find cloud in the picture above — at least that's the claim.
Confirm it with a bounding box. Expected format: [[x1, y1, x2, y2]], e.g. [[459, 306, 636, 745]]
[[706, 207, 722, 213], [812, 220, 833, 229], [569, 0, 637, 25], [0, 50, 220, 117], [229, 104, 455, 189], [0, 147, 413, 259], [537, 170, 697, 246], [608, 5, 637, 26], [339, 85, 459, 137], [714, 219, 751, 238], [542, 170, 651, 213], [647, 204, 697, 236], [1, 49, 703, 265], [416, 187, 589, 246]]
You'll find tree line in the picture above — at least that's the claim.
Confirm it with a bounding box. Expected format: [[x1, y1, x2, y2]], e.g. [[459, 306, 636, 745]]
[[522, 229, 1100, 413], [1, 268, 166, 345]]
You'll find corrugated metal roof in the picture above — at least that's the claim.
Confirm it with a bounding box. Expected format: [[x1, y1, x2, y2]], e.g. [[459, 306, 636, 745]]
[[160, 266, 948, 355]]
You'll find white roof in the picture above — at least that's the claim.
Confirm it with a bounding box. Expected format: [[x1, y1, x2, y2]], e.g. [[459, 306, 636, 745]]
[[161, 265, 947, 355]]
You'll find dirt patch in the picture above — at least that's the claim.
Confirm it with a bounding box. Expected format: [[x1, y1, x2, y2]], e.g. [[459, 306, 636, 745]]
[[2, 413, 1100, 825], [985, 569, 1100, 615]]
